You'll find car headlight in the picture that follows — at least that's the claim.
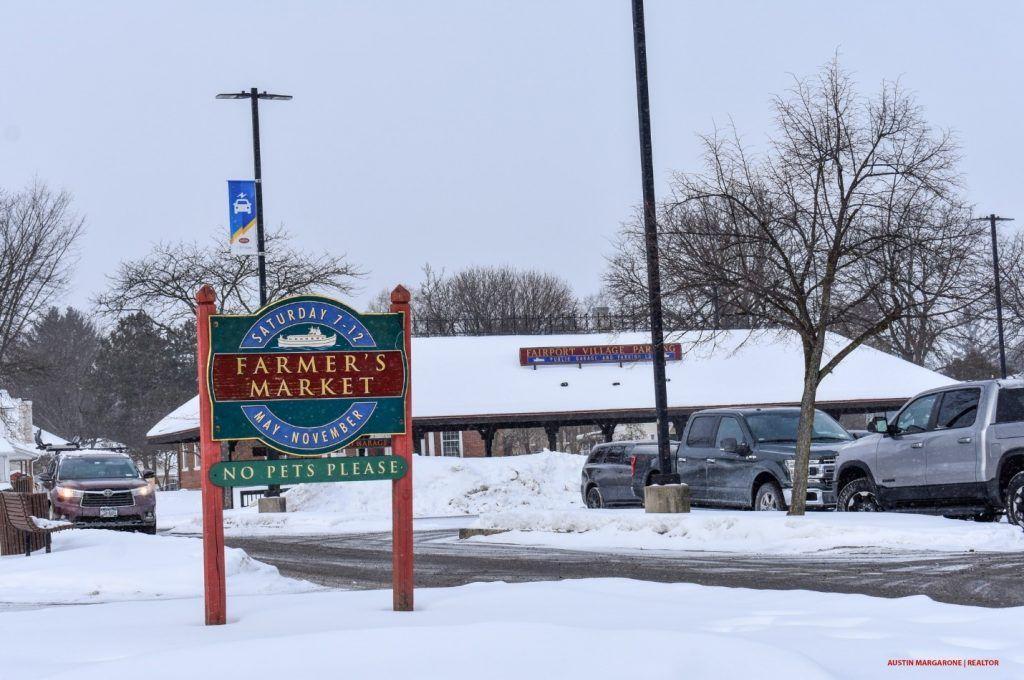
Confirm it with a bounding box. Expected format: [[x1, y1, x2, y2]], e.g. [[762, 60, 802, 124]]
[[784, 459, 824, 478], [55, 486, 84, 501], [132, 485, 153, 497]]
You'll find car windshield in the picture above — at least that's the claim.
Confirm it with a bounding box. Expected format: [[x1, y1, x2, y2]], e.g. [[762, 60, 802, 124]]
[[745, 411, 852, 443], [59, 457, 139, 480]]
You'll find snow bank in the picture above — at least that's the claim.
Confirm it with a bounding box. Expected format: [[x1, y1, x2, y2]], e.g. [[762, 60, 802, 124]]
[[288, 449, 582, 514], [3, 579, 1020, 679], [160, 451, 584, 535], [471, 508, 1024, 554], [0, 530, 315, 604]]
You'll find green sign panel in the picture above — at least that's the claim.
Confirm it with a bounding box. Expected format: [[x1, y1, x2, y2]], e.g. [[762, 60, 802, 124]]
[[209, 456, 408, 487], [208, 296, 407, 457]]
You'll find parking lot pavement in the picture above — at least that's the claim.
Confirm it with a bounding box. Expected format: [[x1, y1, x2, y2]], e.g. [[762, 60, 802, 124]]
[[225, 529, 1023, 608]]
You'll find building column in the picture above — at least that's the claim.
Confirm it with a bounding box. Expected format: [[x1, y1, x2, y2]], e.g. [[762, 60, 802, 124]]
[[223, 441, 236, 510], [476, 426, 498, 457], [599, 422, 617, 443], [412, 427, 424, 455], [544, 424, 559, 452], [671, 416, 689, 440]]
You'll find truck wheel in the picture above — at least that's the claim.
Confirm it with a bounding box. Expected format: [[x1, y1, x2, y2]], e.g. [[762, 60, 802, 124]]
[[754, 481, 785, 511], [836, 478, 881, 512], [585, 486, 604, 509], [1005, 472, 1024, 528]]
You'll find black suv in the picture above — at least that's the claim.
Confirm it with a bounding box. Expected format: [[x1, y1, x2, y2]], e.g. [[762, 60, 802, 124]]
[[581, 440, 674, 508]]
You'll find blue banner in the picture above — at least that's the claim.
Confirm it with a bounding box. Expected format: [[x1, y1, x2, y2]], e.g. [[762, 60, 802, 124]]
[[228, 180, 257, 254]]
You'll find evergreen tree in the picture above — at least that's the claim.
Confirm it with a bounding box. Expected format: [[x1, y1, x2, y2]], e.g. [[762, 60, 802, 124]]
[[88, 312, 196, 469], [8, 307, 100, 439]]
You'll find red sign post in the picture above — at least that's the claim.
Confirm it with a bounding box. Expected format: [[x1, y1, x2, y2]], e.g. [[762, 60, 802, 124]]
[[196, 285, 226, 626], [389, 285, 414, 611]]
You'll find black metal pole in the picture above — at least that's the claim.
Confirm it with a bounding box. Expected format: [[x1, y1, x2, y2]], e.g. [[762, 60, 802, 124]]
[[217, 86, 291, 506], [249, 88, 277, 498], [249, 87, 268, 308], [631, 0, 677, 484], [990, 214, 1008, 379]]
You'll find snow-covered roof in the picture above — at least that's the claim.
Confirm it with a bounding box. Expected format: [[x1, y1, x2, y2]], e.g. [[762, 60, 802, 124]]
[[38, 428, 68, 447], [148, 395, 203, 440], [147, 330, 956, 441]]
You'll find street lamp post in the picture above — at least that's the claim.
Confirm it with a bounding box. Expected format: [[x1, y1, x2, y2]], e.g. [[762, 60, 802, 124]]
[[217, 87, 292, 500], [973, 214, 1015, 379], [216, 88, 293, 308], [630, 0, 678, 485]]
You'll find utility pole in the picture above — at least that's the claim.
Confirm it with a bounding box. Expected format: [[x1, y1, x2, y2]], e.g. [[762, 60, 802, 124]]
[[630, 0, 678, 485], [217, 87, 292, 501], [973, 214, 1015, 379]]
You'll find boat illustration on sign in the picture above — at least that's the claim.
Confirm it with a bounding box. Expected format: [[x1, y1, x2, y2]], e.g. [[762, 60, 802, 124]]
[[277, 326, 337, 349]]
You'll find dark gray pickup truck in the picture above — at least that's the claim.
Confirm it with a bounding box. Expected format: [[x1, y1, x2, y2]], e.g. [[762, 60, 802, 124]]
[[834, 379, 1024, 523], [634, 407, 853, 510]]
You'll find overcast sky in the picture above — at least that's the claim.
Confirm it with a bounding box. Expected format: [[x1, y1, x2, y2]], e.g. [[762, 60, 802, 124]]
[[3, 1, 1022, 313]]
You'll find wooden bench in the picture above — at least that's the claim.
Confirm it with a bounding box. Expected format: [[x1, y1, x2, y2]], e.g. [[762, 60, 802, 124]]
[[0, 492, 73, 556]]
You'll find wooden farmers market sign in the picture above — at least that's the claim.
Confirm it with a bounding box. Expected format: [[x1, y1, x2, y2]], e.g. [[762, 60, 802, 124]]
[[194, 286, 415, 627], [208, 295, 407, 455]]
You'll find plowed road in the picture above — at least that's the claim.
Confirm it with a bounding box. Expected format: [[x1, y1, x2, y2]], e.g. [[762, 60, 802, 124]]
[[225, 528, 1021, 608]]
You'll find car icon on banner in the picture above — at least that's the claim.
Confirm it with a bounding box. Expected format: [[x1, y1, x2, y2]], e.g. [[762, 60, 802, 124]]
[[233, 195, 252, 215]]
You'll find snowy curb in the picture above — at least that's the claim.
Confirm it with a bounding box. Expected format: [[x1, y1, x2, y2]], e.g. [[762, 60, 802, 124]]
[[469, 508, 1024, 554]]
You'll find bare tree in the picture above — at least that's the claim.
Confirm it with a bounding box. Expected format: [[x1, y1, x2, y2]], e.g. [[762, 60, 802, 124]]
[[608, 59, 977, 515], [838, 202, 990, 368], [412, 264, 580, 335], [0, 182, 84, 381], [997, 230, 1024, 373], [365, 287, 394, 313], [94, 228, 364, 328]]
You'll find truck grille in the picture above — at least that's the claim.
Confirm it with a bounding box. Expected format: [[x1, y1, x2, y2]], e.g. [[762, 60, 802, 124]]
[[809, 461, 836, 489], [81, 491, 135, 507]]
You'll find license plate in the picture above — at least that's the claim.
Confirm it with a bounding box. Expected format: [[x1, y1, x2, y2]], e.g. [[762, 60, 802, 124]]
[[99, 507, 117, 518]]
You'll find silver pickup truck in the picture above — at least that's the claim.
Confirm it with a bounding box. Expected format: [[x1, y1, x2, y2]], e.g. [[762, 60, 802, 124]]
[[834, 379, 1024, 524]]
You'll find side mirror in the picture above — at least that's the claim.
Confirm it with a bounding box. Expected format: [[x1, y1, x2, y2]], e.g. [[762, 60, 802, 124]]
[[142, 470, 155, 480], [736, 441, 752, 456], [720, 437, 738, 453], [868, 416, 890, 435]]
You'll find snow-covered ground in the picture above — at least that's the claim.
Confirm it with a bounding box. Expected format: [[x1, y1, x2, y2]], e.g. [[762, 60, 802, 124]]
[[5, 450, 1021, 677], [3, 579, 1019, 679], [471, 508, 1024, 554], [0, 530, 314, 605], [159, 451, 582, 535], [159, 451, 1024, 556]]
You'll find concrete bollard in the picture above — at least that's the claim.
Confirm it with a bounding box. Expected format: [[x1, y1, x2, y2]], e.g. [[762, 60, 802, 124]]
[[644, 483, 690, 513], [258, 496, 287, 513]]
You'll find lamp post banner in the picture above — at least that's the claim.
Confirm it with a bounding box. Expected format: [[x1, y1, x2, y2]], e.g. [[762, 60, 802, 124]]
[[208, 295, 407, 456], [227, 179, 258, 255]]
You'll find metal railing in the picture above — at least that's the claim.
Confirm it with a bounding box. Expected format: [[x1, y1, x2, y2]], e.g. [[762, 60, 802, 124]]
[[409, 312, 758, 337], [239, 487, 292, 508], [411, 313, 652, 337]]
